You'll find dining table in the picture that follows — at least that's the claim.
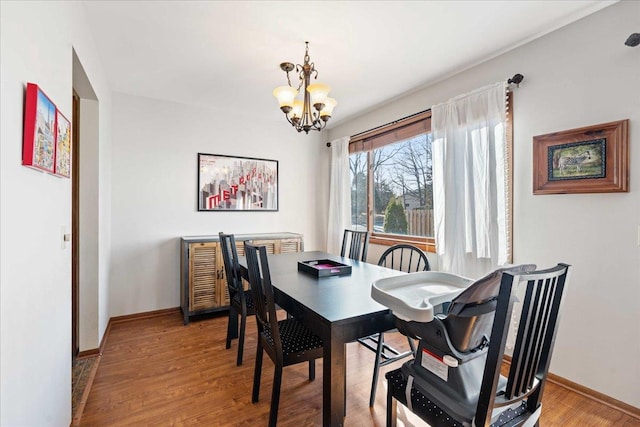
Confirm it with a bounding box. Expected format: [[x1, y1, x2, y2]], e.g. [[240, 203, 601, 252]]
[[236, 250, 405, 427]]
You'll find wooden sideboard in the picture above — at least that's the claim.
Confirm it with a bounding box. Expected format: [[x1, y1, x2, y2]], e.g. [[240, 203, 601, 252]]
[[179, 232, 304, 324]]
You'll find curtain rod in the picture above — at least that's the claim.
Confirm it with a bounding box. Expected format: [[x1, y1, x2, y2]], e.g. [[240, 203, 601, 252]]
[[326, 73, 524, 147], [325, 108, 429, 148]]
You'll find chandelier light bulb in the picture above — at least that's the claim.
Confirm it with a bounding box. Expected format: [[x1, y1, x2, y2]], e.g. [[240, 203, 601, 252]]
[[289, 99, 304, 120], [307, 82, 331, 110], [273, 86, 298, 113], [320, 97, 337, 119]]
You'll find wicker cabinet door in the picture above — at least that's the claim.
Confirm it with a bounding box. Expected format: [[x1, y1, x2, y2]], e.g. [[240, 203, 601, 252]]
[[216, 240, 245, 307], [277, 237, 303, 253], [252, 240, 277, 254], [189, 242, 220, 311]]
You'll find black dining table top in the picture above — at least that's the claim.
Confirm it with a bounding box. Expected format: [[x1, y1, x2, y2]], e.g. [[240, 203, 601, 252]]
[[241, 250, 405, 324]]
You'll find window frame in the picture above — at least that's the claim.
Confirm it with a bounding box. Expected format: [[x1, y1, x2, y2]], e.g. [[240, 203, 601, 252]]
[[348, 93, 513, 255]]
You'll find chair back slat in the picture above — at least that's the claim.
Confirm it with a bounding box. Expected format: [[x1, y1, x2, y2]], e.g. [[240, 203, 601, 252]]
[[341, 229, 369, 262], [219, 233, 242, 296], [244, 243, 283, 357], [474, 264, 569, 426], [377, 244, 430, 273], [524, 278, 555, 393], [507, 279, 538, 397], [507, 274, 565, 400]]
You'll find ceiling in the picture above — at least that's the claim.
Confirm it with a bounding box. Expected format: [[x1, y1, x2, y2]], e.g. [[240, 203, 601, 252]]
[[82, 1, 615, 128]]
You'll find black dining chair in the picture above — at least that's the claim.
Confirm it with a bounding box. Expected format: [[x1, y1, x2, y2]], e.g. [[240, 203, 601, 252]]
[[219, 232, 256, 366], [244, 242, 324, 427], [386, 264, 570, 427], [359, 244, 430, 406], [341, 229, 369, 262]]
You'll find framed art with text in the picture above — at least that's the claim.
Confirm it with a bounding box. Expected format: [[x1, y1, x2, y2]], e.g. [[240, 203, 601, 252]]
[[23, 83, 57, 173], [197, 153, 279, 211], [533, 119, 629, 194], [54, 110, 71, 178]]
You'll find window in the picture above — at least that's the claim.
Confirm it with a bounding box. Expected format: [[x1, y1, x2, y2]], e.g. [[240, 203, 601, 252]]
[[349, 111, 435, 251], [349, 97, 513, 254]]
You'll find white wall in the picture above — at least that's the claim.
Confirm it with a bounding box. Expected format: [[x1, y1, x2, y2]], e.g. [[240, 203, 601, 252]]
[[329, 1, 640, 408], [109, 93, 328, 316], [0, 2, 111, 425]]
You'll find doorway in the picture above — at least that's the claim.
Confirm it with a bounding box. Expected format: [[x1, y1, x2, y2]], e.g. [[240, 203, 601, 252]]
[[71, 49, 101, 423]]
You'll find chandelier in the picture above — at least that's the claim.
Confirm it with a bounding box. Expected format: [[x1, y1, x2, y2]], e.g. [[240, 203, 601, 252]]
[[273, 42, 337, 134]]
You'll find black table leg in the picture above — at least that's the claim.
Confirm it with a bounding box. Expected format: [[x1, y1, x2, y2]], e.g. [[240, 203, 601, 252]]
[[324, 330, 346, 426]]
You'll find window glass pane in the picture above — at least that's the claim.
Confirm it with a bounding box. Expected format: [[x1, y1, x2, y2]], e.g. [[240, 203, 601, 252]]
[[349, 152, 368, 231], [372, 133, 434, 237]]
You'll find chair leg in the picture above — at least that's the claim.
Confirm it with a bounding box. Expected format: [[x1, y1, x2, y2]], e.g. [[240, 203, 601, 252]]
[[225, 311, 234, 349], [387, 381, 397, 427], [308, 359, 315, 381], [269, 364, 283, 427], [370, 332, 384, 407], [237, 307, 247, 366], [252, 341, 263, 403], [408, 336, 415, 354]]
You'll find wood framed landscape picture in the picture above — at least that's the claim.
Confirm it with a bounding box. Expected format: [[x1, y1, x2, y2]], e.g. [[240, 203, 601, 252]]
[[197, 153, 278, 211], [533, 119, 629, 194]]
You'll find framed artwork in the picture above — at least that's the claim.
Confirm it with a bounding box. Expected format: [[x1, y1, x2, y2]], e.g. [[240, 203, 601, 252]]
[[54, 110, 71, 178], [197, 153, 279, 211], [23, 83, 57, 173], [533, 119, 629, 194]]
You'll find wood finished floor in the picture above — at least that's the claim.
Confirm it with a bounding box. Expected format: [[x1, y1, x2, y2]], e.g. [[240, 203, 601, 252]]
[[80, 311, 639, 426]]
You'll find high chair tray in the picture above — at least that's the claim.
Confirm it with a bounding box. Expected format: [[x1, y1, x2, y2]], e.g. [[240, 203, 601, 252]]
[[371, 271, 473, 322]]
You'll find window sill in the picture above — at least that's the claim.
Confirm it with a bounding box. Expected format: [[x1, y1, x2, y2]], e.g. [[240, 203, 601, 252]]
[[369, 234, 436, 253]]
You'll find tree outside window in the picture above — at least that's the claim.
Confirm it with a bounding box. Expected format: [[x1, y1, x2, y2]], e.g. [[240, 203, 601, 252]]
[[349, 132, 434, 239]]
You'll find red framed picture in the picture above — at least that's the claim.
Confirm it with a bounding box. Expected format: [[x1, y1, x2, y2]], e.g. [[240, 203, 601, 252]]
[[55, 110, 71, 178], [23, 83, 57, 173], [197, 153, 279, 211]]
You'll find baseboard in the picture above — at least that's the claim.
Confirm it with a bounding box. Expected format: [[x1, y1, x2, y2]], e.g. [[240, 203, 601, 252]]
[[110, 307, 181, 324], [503, 356, 639, 420], [99, 320, 110, 356], [545, 372, 640, 420]]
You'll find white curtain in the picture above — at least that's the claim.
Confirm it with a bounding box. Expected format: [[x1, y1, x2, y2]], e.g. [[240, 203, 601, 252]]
[[326, 136, 351, 254], [432, 82, 509, 277]]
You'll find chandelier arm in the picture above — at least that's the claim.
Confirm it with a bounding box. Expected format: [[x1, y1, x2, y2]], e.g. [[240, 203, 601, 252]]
[[295, 64, 305, 91], [311, 110, 325, 131], [284, 112, 303, 133], [285, 70, 292, 88]]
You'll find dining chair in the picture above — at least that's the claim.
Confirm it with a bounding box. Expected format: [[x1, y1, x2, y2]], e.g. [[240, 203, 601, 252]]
[[359, 244, 430, 406], [341, 229, 370, 262], [219, 232, 255, 366], [386, 264, 570, 427], [244, 242, 324, 427]]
